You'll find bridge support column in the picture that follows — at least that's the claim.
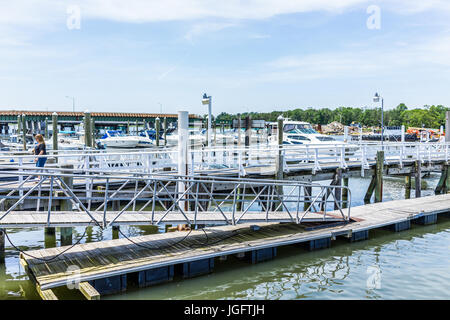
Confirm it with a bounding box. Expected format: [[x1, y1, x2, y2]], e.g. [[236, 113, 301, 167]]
[[405, 175, 411, 199], [364, 151, 384, 203], [415, 160, 422, 198], [435, 163, 450, 194]]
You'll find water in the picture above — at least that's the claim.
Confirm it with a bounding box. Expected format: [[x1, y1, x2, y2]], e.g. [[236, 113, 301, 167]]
[[0, 174, 449, 300]]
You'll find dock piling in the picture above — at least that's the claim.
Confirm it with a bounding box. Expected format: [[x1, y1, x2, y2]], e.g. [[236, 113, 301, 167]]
[[405, 175, 411, 199], [83, 111, 92, 148], [22, 114, 27, 151], [0, 228, 4, 261], [415, 160, 422, 198], [155, 117, 160, 147], [52, 112, 58, 161], [60, 165, 73, 246]]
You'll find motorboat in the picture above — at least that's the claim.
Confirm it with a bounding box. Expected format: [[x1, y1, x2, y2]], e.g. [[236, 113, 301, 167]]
[[136, 130, 165, 148], [268, 120, 347, 146], [99, 130, 140, 148]]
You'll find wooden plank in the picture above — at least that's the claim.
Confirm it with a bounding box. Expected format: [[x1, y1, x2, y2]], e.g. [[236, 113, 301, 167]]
[[79, 282, 100, 300], [36, 284, 58, 300]]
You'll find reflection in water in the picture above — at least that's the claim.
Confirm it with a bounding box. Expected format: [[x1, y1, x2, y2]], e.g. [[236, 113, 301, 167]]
[[1, 174, 449, 300]]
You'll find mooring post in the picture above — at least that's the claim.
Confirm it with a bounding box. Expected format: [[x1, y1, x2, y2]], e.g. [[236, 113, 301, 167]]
[[245, 115, 252, 148], [91, 118, 96, 147], [112, 226, 120, 240], [163, 117, 167, 146], [52, 112, 58, 163], [22, 113, 27, 151], [135, 120, 139, 135], [446, 111, 450, 142], [415, 160, 422, 198], [275, 116, 284, 206], [375, 150, 384, 203], [44, 117, 49, 140], [0, 228, 5, 262], [401, 125, 405, 143], [17, 114, 21, 136], [84, 110, 92, 148], [237, 115, 242, 147], [60, 164, 73, 246], [155, 117, 160, 147], [126, 120, 130, 134], [178, 111, 189, 211], [405, 175, 411, 199], [342, 175, 349, 208], [44, 227, 56, 248], [334, 168, 343, 209]]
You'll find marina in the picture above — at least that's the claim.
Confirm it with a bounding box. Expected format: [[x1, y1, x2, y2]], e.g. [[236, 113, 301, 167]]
[[0, 109, 449, 300], [2, 2, 450, 304]]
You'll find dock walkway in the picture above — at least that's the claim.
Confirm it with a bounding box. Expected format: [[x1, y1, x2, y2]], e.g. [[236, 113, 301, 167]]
[[21, 194, 450, 293]]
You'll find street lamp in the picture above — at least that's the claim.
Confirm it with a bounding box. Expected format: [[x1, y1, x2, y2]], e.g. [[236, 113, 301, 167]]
[[202, 93, 212, 147], [66, 96, 75, 112], [373, 92, 384, 149]]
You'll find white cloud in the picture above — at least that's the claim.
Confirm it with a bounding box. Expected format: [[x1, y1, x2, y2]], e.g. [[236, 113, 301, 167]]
[[184, 22, 237, 41]]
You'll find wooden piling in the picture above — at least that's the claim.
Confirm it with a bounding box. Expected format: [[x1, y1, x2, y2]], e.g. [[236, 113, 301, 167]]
[[0, 228, 5, 261], [22, 113, 27, 150], [435, 163, 449, 194], [84, 111, 92, 148], [155, 117, 160, 147], [91, 118, 96, 147], [334, 168, 342, 209], [405, 175, 411, 199], [163, 117, 167, 146], [60, 164, 73, 246], [112, 226, 120, 240], [415, 160, 422, 198], [17, 114, 21, 135], [275, 117, 284, 197], [375, 151, 384, 203], [342, 176, 349, 208], [52, 112, 58, 161], [44, 117, 49, 140]]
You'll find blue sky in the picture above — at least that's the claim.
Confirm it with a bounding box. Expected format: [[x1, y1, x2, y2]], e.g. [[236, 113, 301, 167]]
[[1, 0, 450, 116]]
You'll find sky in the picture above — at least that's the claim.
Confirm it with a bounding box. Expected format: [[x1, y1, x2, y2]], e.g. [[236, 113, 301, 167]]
[[1, 0, 450, 116]]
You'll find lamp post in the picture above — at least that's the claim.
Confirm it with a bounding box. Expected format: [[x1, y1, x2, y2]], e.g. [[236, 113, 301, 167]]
[[373, 92, 384, 150], [66, 96, 75, 112], [202, 93, 212, 147]]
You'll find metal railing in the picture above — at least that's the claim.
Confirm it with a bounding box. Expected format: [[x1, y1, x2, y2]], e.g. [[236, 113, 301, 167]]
[[0, 142, 448, 177], [0, 167, 351, 228]]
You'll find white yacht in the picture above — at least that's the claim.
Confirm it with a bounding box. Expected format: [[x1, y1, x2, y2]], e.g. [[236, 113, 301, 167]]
[[99, 130, 140, 148], [165, 129, 205, 147], [268, 120, 346, 146], [136, 130, 165, 148]]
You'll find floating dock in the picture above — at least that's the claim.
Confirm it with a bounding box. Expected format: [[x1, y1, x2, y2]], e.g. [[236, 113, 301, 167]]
[[20, 193, 450, 299]]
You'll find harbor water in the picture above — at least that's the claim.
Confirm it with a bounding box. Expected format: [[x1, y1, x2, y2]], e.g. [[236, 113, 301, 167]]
[[0, 173, 449, 300]]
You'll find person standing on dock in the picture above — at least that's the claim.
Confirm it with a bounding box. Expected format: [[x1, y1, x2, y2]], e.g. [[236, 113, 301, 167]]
[[33, 134, 47, 173]]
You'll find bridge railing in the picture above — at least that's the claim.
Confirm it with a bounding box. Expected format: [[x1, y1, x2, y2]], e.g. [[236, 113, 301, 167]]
[[0, 168, 351, 227]]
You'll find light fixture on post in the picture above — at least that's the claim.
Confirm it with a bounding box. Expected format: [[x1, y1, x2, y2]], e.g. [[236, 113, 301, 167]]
[[202, 93, 212, 147], [373, 92, 384, 150]]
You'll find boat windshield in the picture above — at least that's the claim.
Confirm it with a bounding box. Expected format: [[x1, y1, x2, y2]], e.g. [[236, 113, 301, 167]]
[[283, 124, 317, 134], [315, 136, 335, 142], [102, 131, 125, 138]]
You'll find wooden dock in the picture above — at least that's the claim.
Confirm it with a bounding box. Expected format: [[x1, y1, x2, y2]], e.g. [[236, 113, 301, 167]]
[[20, 193, 450, 297]]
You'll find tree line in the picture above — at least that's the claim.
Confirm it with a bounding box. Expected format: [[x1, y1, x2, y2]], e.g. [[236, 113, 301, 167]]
[[213, 104, 449, 128]]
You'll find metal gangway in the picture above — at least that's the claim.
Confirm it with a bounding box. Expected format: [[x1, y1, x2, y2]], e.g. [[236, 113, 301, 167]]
[[0, 166, 351, 229]]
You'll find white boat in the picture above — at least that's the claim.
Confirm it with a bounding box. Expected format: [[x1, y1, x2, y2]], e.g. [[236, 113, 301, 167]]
[[268, 120, 347, 146], [100, 130, 140, 148], [136, 130, 165, 148], [165, 129, 205, 147]]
